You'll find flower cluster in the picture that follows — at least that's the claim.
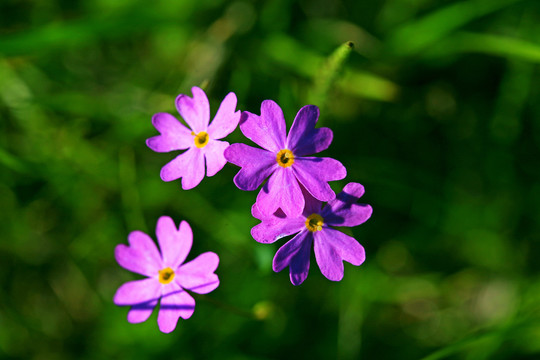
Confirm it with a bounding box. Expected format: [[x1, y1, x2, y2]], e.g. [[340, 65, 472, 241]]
[[114, 87, 372, 332]]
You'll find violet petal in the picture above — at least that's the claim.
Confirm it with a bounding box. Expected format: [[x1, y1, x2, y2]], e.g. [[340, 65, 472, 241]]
[[146, 112, 193, 152], [177, 252, 220, 294], [204, 139, 229, 177], [157, 282, 196, 333], [115, 231, 162, 276], [313, 228, 366, 282], [272, 231, 313, 285], [113, 278, 161, 306], [293, 157, 346, 202], [256, 168, 304, 217], [207, 92, 241, 140], [239, 100, 287, 152], [127, 299, 157, 324], [251, 213, 305, 244], [175, 87, 210, 133], [225, 143, 277, 191], [160, 147, 205, 190], [156, 217, 192, 270], [287, 105, 334, 156]]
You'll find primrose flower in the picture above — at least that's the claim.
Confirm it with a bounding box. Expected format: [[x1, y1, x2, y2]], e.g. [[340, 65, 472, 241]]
[[147, 87, 241, 190], [251, 182, 372, 285], [224, 101, 346, 218], [114, 216, 219, 333]]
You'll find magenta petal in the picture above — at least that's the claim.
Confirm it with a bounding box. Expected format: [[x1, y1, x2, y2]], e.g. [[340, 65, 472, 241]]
[[286, 105, 334, 156], [114, 278, 161, 305], [156, 217, 192, 270], [207, 92, 241, 140], [225, 143, 277, 191], [146, 112, 193, 153], [115, 231, 162, 276], [158, 282, 196, 333], [175, 87, 210, 133], [272, 231, 313, 286], [204, 139, 229, 177], [323, 182, 372, 226], [293, 157, 346, 202], [251, 214, 305, 244], [127, 299, 157, 324], [313, 228, 366, 282], [300, 184, 322, 216], [177, 252, 220, 294], [256, 168, 304, 218], [239, 100, 287, 152], [160, 147, 205, 190]]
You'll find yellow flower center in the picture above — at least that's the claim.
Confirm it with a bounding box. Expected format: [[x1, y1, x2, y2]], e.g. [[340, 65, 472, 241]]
[[305, 213, 324, 232], [158, 267, 175, 284], [276, 149, 294, 168], [192, 131, 209, 148]]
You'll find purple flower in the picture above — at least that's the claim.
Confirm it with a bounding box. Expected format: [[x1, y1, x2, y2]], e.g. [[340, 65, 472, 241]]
[[114, 216, 219, 333], [147, 87, 241, 190], [224, 101, 346, 218], [251, 182, 372, 285]]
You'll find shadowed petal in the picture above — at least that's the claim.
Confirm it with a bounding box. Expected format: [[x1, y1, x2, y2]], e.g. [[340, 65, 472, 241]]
[[175, 87, 210, 133], [225, 143, 277, 191], [114, 278, 161, 305], [204, 140, 229, 177], [177, 252, 220, 294], [207, 92, 241, 139], [256, 168, 304, 218], [251, 203, 288, 221], [160, 147, 205, 190], [273, 231, 313, 286], [313, 228, 366, 282], [156, 217, 192, 270], [251, 213, 305, 243], [293, 157, 346, 202], [239, 100, 286, 152], [322, 183, 373, 227], [300, 184, 322, 216], [127, 299, 157, 324], [286, 105, 334, 156], [146, 112, 193, 152], [115, 231, 162, 276], [158, 283, 196, 333]]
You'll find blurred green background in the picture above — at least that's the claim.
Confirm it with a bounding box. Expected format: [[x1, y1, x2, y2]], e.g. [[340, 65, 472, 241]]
[[1, 0, 540, 359]]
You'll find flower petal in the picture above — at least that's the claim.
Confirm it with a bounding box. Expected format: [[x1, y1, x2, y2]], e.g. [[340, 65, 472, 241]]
[[175, 87, 210, 133], [146, 112, 193, 152], [251, 213, 305, 244], [115, 231, 162, 276], [127, 299, 157, 324], [239, 100, 286, 152], [323, 183, 372, 227], [114, 278, 161, 306], [300, 184, 322, 216], [160, 147, 205, 190], [286, 105, 333, 156], [293, 157, 346, 202], [156, 217, 192, 270], [313, 228, 366, 282], [256, 168, 304, 218], [158, 282, 196, 333], [207, 92, 241, 139], [225, 143, 277, 191], [204, 139, 229, 177], [272, 231, 313, 286], [177, 252, 220, 294]]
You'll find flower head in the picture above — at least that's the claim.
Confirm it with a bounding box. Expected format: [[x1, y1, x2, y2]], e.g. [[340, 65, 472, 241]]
[[224, 101, 346, 218], [251, 182, 372, 285], [114, 216, 219, 333], [147, 87, 241, 190]]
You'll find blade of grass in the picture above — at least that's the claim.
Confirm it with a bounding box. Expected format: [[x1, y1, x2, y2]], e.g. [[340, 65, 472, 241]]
[[387, 0, 525, 56]]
